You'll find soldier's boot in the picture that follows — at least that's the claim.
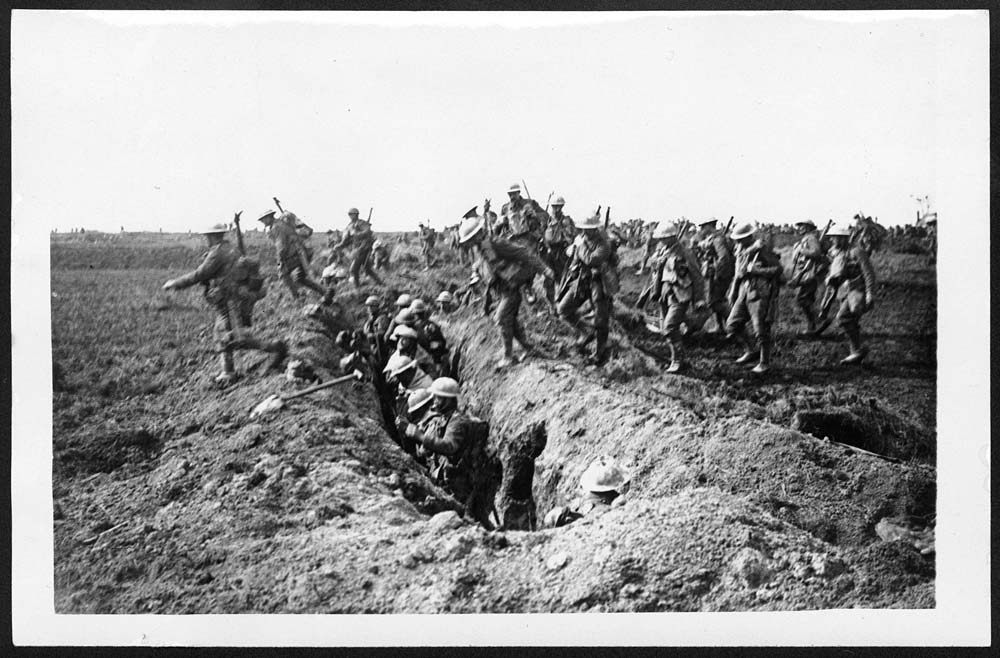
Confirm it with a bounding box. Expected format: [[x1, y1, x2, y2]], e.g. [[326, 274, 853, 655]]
[[840, 327, 868, 365], [574, 330, 594, 357], [215, 351, 238, 385], [496, 335, 515, 369], [588, 328, 610, 366], [798, 304, 817, 335], [751, 339, 771, 375], [732, 330, 758, 365], [666, 340, 683, 373], [512, 323, 536, 361]]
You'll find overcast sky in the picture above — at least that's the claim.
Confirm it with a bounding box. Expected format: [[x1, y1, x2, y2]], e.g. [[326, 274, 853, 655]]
[[11, 10, 987, 232]]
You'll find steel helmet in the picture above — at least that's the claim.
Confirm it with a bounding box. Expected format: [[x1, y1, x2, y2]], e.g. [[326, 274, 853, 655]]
[[391, 324, 419, 340], [436, 290, 454, 303], [364, 295, 381, 307], [383, 353, 416, 377], [394, 308, 416, 325], [795, 220, 817, 230], [698, 217, 719, 226], [202, 222, 229, 235], [409, 298, 428, 314], [321, 264, 348, 280], [730, 222, 756, 241], [507, 183, 521, 194], [462, 206, 479, 220], [458, 215, 486, 243], [429, 376, 460, 398], [348, 207, 360, 216], [256, 210, 276, 223], [577, 212, 602, 230], [826, 222, 851, 237], [407, 388, 434, 414], [395, 293, 414, 308], [652, 221, 679, 239], [551, 196, 566, 207], [579, 457, 629, 494]]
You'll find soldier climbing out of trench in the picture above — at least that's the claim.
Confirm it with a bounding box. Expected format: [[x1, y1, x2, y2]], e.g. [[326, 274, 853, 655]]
[[257, 209, 330, 302], [457, 208, 556, 369], [334, 207, 384, 288], [162, 221, 287, 385], [402, 377, 498, 529], [543, 457, 630, 528]]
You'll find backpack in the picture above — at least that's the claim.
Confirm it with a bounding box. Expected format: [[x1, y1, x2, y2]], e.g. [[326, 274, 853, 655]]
[[230, 255, 267, 301]]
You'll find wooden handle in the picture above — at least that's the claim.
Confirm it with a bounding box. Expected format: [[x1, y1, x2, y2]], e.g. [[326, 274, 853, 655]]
[[281, 373, 357, 401]]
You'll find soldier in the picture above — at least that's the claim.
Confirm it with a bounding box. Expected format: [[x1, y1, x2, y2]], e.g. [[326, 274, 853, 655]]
[[334, 207, 383, 288], [824, 223, 877, 365], [543, 457, 629, 528], [383, 353, 434, 401], [384, 306, 418, 348], [418, 222, 437, 269], [495, 183, 550, 305], [283, 211, 315, 265], [362, 295, 391, 362], [788, 220, 826, 335], [436, 290, 456, 315], [694, 218, 735, 333], [257, 209, 328, 300], [924, 215, 937, 265], [725, 222, 783, 374], [557, 211, 616, 366], [402, 377, 496, 528], [409, 298, 452, 376], [542, 196, 577, 312], [395, 388, 435, 456], [647, 221, 708, 373], [371, 239, 390, 271], [162, 222, 287, 385], [457, 211, 556, 369]]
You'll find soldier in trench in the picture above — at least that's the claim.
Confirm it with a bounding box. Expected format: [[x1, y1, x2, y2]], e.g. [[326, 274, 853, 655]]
[[543, 457, 630, 528]]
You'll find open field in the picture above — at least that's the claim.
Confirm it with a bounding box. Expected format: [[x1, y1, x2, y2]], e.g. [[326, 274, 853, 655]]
[[51, 231, 935, 613]]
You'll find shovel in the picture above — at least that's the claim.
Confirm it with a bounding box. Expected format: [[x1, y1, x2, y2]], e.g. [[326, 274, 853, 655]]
[[250, 369, 363, 418]]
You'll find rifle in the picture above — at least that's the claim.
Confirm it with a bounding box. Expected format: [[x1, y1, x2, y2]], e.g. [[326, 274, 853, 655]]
[[273, 197, 284, 215], [521, 179, 532, 200], [820, 219, 834, 241], [544, 191, 553, 214], [724, 216, 735, 236], [368, 207, 373, 223], [604, 206, 611, 231], [233, 211, 246, 256]]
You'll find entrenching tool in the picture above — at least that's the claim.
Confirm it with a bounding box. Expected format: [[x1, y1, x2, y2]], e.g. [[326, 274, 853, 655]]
[[250, 369, 363, 418]]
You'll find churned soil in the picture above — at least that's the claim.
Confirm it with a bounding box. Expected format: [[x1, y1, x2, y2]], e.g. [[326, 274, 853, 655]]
[[51, 233, 935, 613]]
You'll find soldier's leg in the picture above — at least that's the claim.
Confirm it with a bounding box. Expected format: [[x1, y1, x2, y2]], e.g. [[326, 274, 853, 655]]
[[558, 290, 592, 354], [363, 249, 383, 285], [230, 301, 288, 371], [663, 297, 689, 372], [280, 268, 301, 298], [494, 287, 520, 365], [837, 290, 868, 364], [725, 291, 756, 364], [295, 267, 327, 297], [748, 296, 774, 374], [795, 280, 818, 333], [213, 308, 238, 382], [350, 254, 363, 288], [590, 295, 612, 365]]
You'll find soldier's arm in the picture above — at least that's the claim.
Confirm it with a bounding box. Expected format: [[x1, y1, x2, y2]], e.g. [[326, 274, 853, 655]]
[[418, 415, 467, 456], [334, 228, 354, 251], [171, 249, 225, 289], [683, 246, 706, 301], [749, 248, 783, 277], [577, 238, 611, 268], [802, 234, 823, 259]]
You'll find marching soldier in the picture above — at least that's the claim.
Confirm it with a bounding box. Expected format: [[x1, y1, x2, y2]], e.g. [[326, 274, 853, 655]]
[[401, 377, 496, 528], [788, 220, 826, 335], [694, 218, 735, 333], [557, 210, 616, 366], [418, 222, 437, 269], [257, 209, 328, 300], [825, 223, 877, 365], [647, 221, 708, 373], [162, 222, 287, 385], [542, 195, 577, 312], [457, 210, 556, 369], [725, 222, 784, 375], [334, 207, 384, 288]]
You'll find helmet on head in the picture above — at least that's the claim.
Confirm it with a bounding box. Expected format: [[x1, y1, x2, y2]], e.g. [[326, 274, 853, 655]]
[[652, 221, 679, 239], [364, 295, 381, 307], [436, 290, 454, 304], [826, 222, 851, 237], [507, 183, 522, 195], [458, 215, 486, 243], [383, 354, 417, 377], [462, 206, 479, 220], [391, 324, 419, 340], [551, 196, 566, 207], [202, 222, 229, 235], [395, 293, 414, 308], [577, 212, 602, 230], [429, 377, 460, 398], [579, 457, 629, 494], [394, 308, 416, 325], [348, 207, 360, 216], [407, 388, 434, 414], [730, 222, 756, 241], [409, 299, 428, 314], [698, 217, 718, 227], [795, 220, 817, 230], [321, 264, 348, 280], [256, 210, 276, 223]]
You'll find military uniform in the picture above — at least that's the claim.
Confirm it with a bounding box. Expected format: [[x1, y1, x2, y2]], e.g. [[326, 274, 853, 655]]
[[419, 225, 437, 268], [336, 218, 383, 287], [472, 235, 550, 362], [696, 228, 735, 328], [410, 408, 493, 528], [414, 317, 452, 377], [557, 230, 615, 363], [170, 239, 284, 378], [827, 243, 877, 357], [649, 241, 706, 341], [542, 211, 577, 306], [497, 197, 548, 245], [725, 240, 783, 366], [267, 219, 326, 298], [789, 230, 825, 332]]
